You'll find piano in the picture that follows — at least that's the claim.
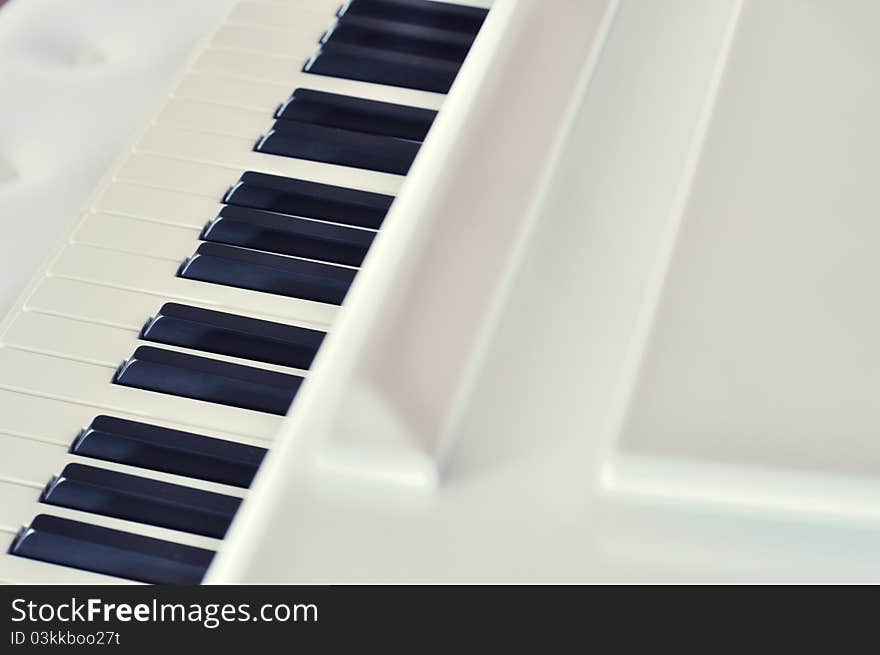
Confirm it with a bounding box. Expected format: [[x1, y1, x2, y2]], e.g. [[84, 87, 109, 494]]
[[2, 0, 880, 584]]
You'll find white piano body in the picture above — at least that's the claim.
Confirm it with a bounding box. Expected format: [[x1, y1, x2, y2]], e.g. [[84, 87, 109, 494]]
[[2, 0, 880, 583]]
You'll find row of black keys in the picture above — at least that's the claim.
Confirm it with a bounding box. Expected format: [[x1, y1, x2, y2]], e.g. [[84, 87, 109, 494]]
[[123, 129, 400, 416], [185, 168, 389, 303], [186, 6, 484, 295], [120, 157, 407, 416], [258, 88, 435, 175], [116, 302, 322, 415], [145, 3, 487, 408], [255, 0, 485, 171], [306, 0, 488, 94], [13, 415, 266, 584], [185, 90, 438, 302], [129, 116, 438, 412], [188, 86, 429, 301]]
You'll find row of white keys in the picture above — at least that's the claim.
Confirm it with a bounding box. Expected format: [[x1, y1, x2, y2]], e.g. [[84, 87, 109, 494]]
[[196, 1, 445, 108], [0, 369, 268, 583], [0, 384, 260, 584], [0, 323, 279, 583]]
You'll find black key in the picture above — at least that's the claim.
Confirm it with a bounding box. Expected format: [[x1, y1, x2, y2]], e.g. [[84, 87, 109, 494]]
[[114, 345, 302, 415], [340, 0, 488, 34], [224, 171, 392, 230], [256, 120, 420, 175], [10, 514, 213, 584], [71, 415, 265, 488], [178, 242, 356, 305], [41, 464, 241, 539], [304, 41, 459, 94], [276, 88, 436, 141], [325, 15, 473, 62], [142, 302, 326, 369], [203, 205, 374, 267]]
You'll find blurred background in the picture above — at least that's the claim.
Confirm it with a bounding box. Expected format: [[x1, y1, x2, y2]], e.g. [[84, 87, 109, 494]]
[[0, 0, 236, 315]]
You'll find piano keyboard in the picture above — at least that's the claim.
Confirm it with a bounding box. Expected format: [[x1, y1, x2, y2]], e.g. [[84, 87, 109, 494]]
[[0, 0, 490, 584]]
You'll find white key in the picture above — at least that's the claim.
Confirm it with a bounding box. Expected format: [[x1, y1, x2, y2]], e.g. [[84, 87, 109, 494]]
[[4, 310, 309, 377], [227, 0, 339, 31], [173, 72, 293, 113], [73, 213, 199, 262], [189, 51, 444, 109], [0, 482, 40, 533], [116, 149, 397, 203], [0, 347, 282, 439], [0, 549, 131, 584], [26, 276, 327, 332], [0, 434, 62, 489], [4, 310, 141, 368], [133, 125, 404, 195], [48, 244, 338, 327], [209, 22, 328, 59], [0, 480, 221, 550], [293, 71, 446, 111], [0, 388, 270, 447], [0, 431, 246, 497], [156, 97, 273, 139], [26, 278, 164, 331], [114, 153, 234, 198], [95, 182, 222, 229], [0, 389, 114, 445]]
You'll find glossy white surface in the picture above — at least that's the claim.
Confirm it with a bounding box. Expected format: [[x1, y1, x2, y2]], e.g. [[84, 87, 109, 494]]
[[606, 0, 880, 522], [213, 0, 880, 583]]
